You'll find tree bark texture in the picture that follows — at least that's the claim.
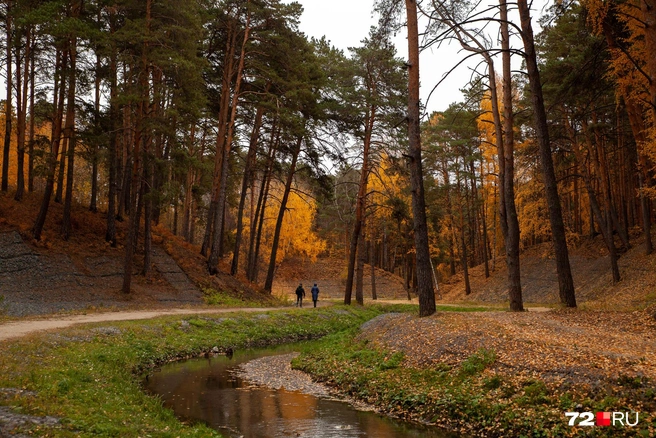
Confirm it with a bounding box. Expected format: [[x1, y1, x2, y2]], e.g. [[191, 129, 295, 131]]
[[405, 0, 436, 317], [500, 0, 524, 311], [517, 0, 576, 307]]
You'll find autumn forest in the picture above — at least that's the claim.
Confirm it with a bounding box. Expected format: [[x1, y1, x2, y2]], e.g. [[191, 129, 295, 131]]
[[2, 0, 656, 436], [0, 0, 655, 318]]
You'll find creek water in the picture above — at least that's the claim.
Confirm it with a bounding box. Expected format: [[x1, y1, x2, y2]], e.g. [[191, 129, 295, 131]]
[[145, 344, 455, 437]]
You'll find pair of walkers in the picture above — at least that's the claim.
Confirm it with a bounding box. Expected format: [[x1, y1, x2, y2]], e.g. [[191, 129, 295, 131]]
[[295, 283, 319, 308]]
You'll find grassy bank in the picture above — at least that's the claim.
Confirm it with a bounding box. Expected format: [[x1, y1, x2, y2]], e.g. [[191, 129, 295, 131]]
[[0, 306, 391, 437], [293, 328, 655, 437]]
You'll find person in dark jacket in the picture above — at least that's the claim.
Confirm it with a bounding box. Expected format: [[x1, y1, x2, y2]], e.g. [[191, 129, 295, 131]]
[[310, 283, 319, 307], [295, 283, 306, 307]]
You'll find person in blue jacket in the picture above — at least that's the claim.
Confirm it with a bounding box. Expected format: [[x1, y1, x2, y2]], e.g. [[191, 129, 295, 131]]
[[310, 283, 319, 307]]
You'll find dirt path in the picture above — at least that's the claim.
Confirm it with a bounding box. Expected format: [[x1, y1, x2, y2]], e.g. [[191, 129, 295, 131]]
[[0, 300, 555, 343], [0, 307, 292, 342]]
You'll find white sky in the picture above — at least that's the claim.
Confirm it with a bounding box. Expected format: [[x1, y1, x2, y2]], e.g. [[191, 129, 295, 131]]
[[283, 0, 487, 114], [283, 0, 550, 115]]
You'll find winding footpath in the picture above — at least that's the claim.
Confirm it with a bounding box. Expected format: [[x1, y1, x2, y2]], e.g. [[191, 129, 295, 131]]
[[0, 302, 552, 343], [0, 307, 288, 342]]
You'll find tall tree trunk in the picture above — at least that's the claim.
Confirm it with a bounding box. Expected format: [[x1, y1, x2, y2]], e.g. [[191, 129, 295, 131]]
[[251, 160, 274, 283], [587, 116, 631, 250], [582, 158, 621, 281], [106, 9, 118, 246], [405, 0, 436, 317], [202, 19, 237, 258], [231, 101, 266, 275], [27, 41, 35, 193], [33, 50, 67, 241], [460, 221, 471, 295], [248, 118, 279, 281], [344, 105, 375, 304], [201, 198, 217, 256], [123, 0, 151, 293], [479, 177, 490, 278], [355, 216, 366, 305], [264, 134, 303, 292], [456, 168, 472, 295], [117, 99, 130, 221], [208, 7, 251, 275], [517, 0, 576, 307], [62, 35, 78, 241], [500, 0, 523, 311], [142, 155, 153, 276], [370, 239, 377, 300], [442, 164, 457, 277], [3, 4, 13, 193], [565, 115, 620, 282], [90, 50, 101, 213], [55, 134, 68, 203], [623, 97, 652, 254], [150, 68, 166, 227], [14, 27, 30, 201]]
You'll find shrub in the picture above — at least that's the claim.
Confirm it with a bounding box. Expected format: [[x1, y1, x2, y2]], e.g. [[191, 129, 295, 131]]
[[460, 348, 496, 376]]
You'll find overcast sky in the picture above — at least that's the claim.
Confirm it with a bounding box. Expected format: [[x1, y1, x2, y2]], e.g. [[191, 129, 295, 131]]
[[282, 0, 487, 114]]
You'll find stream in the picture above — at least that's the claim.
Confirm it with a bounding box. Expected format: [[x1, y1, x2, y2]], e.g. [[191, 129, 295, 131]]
[[145, 344, 456, 437]]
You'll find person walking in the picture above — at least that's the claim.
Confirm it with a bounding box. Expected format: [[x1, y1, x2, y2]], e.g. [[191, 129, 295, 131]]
[[295, 283, 306, 308], [310, 283, 320, 307]]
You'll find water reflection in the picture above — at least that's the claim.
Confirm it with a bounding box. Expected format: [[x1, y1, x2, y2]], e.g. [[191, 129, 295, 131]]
[[145, 345, 455, 437]]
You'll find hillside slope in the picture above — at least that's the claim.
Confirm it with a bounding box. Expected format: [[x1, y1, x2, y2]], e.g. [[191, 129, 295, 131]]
[[273, 233, 656, 310], [440, 235, 656, 310], [0, 192, 273, 317]]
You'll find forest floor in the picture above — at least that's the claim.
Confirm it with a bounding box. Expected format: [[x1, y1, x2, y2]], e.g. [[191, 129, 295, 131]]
[[292, 306, 656, 437], [360, 308, 656, 387]]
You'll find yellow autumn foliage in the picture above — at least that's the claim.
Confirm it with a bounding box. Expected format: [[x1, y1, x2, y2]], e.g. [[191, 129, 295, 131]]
[[368, 154, 410, 223], [257, 180, 326, 264], [585, 0, 656, 197]]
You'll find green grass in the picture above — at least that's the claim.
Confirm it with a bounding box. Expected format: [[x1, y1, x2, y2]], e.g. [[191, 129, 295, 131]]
[[459, 348, 496, 376], [0, 306, 389, 437]]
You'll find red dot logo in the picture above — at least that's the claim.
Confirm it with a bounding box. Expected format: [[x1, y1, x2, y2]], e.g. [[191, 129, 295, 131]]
[[596, 412, 611, 426]]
